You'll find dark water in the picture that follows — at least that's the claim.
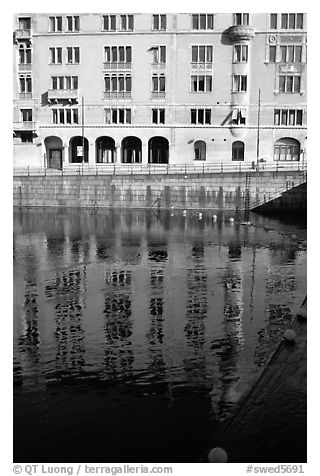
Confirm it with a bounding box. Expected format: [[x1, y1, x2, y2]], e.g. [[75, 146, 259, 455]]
[[13, 208, 307, 463]]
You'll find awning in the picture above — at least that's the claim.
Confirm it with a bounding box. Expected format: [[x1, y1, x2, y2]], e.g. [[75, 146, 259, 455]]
[[240, 108, 246, 119]]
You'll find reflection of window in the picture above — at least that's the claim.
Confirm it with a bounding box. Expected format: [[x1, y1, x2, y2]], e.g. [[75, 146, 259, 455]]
[[233, 74, 247, 92], [192, 14, 214, 30], [274, 109, 303, 125], [194, 141, 206, 160], [105, 108, 131, 124], [191, 45, 213, 64], [152, 108, 165, 124], [234, 44, 248, 62], [152, 14, 166, 30], [152, 46, 166, 64], [279, 75, 301, 93], [190, 108, 211, 125], [232, 141, 245, 161], [191, 75, 212, 92], [274, 138, 300, 161], [234, 13, 249, 25]]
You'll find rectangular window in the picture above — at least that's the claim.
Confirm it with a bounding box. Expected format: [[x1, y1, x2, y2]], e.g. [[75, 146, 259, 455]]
[[19, 45, 32, 64], [152, 46, 166, 64], [104, 75, 132, 94], [279, 75, 301, 93], [103, 15, 116, 31], [234, 13, 249, 25], [120, 15, 134, 31], [190, 108, 211, 124], [234, 44, 248, 62], [274, 108, 303, 125], [191, 75, 213, 92], [269, 45, 277, 62], [52, 108, 79, 124], [18, 17, 31, 30], [233, 75, 247, 92], [280, 45, 302, 62], [21, 109, 32, 122], [280, 13, 304, 29], [231, 108, 246, 125], [192, 14, 214, 30], [270, 13, 277, 29], [105, 108, 132, 124], [152, 108, 165, 124], [49, 16, 62, 32], [19, 76, 32, 93], [66, 16, 80, 32], [67, 47, 80, 64], [152, 74, 166, 92], [20, 132, 33, 143], [152, 14, 166, 30], [51, 76, 78, 90], [49, 47, 62, 64], [191, 45, 213, 64]]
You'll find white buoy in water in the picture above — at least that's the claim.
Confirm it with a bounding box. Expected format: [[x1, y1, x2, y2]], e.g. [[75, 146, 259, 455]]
[[182, 210, 187, 216], [212, 214, 217, 221], [284, 329, 296, 342], [229, 217, 234, 223], [208, 447, 228, 463], [198, 212, 203, 219]]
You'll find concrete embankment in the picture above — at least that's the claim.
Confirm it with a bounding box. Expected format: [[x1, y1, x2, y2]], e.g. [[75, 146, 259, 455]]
[[13, 171, 306, 211], [205, 302, 307, 463]]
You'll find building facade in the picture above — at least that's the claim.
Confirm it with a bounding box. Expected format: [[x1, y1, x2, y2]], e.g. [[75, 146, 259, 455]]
[[13, 13, 307, 169]]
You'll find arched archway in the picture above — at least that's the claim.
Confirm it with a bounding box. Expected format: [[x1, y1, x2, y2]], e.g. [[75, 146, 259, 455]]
[[148, 136, 169, 164], [96, 136, 115, 163], [69, 136, 89, 163], [274, 138, 300, 161], [122, 136, 142, 163], [44, 136, 63, 169], [232, 141, 245, 161], [194, 140, 206, 161]]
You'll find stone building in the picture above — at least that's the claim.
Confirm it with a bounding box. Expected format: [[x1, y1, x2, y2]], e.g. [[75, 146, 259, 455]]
[[13, 13, 307, 169]]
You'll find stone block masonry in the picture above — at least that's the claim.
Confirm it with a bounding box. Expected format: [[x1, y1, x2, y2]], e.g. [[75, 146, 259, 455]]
[[13, 171, 307, 212]]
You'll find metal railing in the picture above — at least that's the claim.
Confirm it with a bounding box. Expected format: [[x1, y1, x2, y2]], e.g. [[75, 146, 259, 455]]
[[13, 161, 307, 177]]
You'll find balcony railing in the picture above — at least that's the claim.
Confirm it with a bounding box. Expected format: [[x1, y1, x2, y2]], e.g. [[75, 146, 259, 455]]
[[191, 62, 213, 70], [18, 92, 32, 100], [151, 91, 166, 99], [13, 121, 36, 131], [103, 62, 132, 70], [15, 29, 31, 39], [48, 89, 79, 100], [18, 63, 32, 71], [103, 91, 132, 99]]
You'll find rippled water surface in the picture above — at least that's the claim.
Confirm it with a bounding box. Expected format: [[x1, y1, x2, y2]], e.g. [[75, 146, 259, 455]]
[[13, 208, 307, 462]]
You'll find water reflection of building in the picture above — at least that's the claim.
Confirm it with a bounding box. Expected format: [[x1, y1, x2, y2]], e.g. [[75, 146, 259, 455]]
[[183, 243, 207, 384], [210, 241, 245, 418], [18, 248, 41, 390], [45, 269, 86, 374], [103, 268, 134, 380]]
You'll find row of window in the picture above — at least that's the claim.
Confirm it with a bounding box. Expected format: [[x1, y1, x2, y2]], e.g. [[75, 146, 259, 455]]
[[19, 72, 304, 95], [18, 107, 304, 127], [20, 43, 306, 67], [17, 13, 305, 33]]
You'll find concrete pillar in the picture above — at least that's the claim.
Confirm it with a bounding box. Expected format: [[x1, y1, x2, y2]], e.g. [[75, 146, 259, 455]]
[[115, 144, 121, 163], [142, 142, 148, 165], [63, 141, 68, 166], [88, 141, 95, 166]]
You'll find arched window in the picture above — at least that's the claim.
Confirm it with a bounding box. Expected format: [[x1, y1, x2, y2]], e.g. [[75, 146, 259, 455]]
[[148, 136, 169, 164], [96, 136, 115, 163], [122, 136, 142, 163], [232, 141, 245, 161], [274, 138, 300, 161], [194, 140, 206, 160], [69, 136, 89, 163]]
